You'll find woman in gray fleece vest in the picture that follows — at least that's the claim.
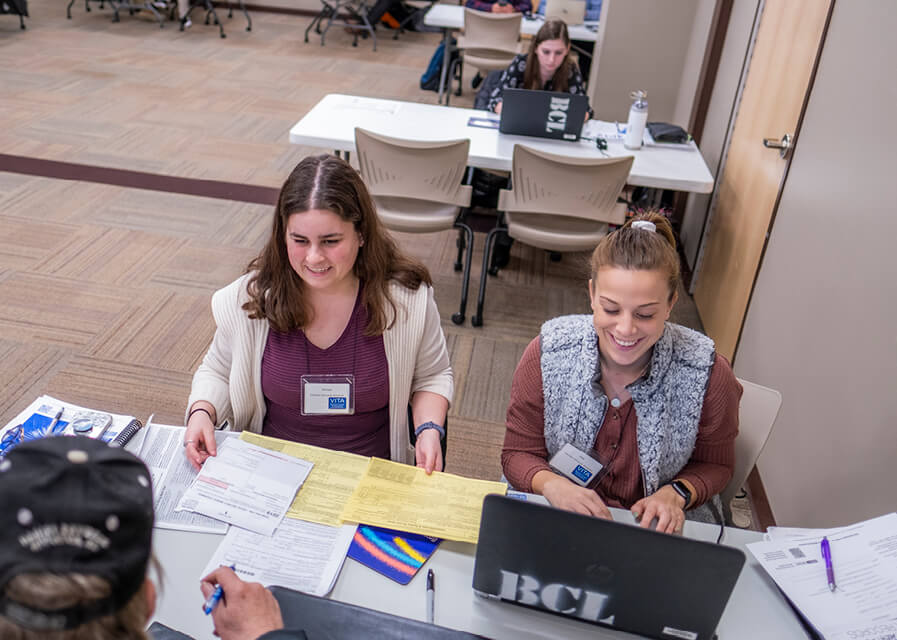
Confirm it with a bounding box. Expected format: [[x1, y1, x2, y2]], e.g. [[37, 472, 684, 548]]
[[501, 213, 742, 532]]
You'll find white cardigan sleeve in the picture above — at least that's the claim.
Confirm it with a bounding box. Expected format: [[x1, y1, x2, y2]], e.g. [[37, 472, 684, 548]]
[[411, 285, 453, 404], [185, 278, 245, 425]]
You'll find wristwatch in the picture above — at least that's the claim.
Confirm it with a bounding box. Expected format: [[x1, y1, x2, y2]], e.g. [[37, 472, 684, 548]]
[[668, 480, 692, 508]]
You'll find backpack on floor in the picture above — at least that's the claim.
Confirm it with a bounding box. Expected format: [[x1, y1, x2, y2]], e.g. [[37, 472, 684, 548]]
[[420, 37, 457, 92]]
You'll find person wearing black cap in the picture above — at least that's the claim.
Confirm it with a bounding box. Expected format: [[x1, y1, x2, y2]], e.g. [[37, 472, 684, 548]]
[[0, 436, 295, 640], [0, 436, 156, 639]]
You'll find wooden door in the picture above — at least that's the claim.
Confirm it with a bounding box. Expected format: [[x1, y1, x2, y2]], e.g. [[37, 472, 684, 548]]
[[693, 0, 832, 360]]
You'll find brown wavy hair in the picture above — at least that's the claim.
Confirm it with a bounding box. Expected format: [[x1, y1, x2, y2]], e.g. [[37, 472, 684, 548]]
[[243, 155, 431, 335], [524, 19, 574, 92], [590, 212, 680, 302]]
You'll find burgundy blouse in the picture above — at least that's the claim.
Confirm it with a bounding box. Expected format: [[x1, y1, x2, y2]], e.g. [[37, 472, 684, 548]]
[[261, 288, 390, 458]]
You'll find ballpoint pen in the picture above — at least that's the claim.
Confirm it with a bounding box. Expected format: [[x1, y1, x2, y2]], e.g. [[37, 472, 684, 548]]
[[203, 564, 236, 615], [426, 568, 435, 624], [821, 536, 836, 592], [48, 408, 64, 434]]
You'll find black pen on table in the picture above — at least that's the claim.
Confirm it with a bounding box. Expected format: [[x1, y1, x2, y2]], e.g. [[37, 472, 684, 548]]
[[821, 536, 836, 592], [426, 568, 435, 624]]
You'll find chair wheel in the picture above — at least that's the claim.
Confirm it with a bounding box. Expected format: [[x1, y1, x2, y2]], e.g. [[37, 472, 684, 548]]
[[453, 262, 462, 272], [488, 265, 499, 276], [471, 315, 483, 327], [451, 312, 464, 325]]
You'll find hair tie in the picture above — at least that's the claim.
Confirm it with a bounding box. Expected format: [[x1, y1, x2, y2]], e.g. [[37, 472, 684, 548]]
[[631, 220, 657, 233]]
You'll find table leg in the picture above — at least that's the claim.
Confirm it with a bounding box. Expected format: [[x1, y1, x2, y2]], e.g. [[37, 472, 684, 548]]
[[437, 27, 450, 105]]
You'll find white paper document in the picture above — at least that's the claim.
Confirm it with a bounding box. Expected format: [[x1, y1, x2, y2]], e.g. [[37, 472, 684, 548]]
[[201, 519, 355, 597], [747, 513, 897, 640], [176, 438, 314, 536], [138, 423, 239, 534]]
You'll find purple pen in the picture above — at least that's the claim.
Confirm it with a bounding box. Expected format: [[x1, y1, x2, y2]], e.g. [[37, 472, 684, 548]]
[[821, 536, 836, 592]]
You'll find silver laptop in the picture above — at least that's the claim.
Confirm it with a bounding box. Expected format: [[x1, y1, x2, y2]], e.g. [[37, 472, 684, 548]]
[[543, 0, 586, 25], [473, 495, 745, 640]]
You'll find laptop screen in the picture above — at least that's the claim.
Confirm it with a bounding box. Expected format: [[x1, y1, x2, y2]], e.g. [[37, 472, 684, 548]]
[[472, 495, 745, 640], [499, 88, 589, 142]]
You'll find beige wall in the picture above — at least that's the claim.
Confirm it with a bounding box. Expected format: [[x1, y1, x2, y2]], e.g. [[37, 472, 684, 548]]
[[680, 0, 760, 270], [734, 0, 897, 527], [589, 0, 701, 123]]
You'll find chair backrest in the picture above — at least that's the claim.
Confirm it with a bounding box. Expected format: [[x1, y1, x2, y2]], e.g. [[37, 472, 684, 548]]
[[354, 128, 472, 208], [498, 144, 633, 224], [721, 378, 783, 511], [461, 8, 521, 55]]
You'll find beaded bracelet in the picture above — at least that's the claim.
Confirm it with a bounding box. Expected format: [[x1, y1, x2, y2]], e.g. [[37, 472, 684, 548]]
[[414, 421, 446, 440]]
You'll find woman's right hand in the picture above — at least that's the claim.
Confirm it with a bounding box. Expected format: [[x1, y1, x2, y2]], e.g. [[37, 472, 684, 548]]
[[493, 101, 503, 115], [540, 475, 612, 520], [184, 406, 218, 471]]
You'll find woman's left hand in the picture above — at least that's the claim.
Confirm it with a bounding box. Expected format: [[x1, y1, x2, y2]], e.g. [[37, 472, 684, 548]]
[[415, 428, 443, 475], [631, 485, 686, 534]]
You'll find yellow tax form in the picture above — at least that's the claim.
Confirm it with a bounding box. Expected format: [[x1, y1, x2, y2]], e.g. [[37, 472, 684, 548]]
[[340, 458, 507, 544], [240, 432, 369, 527]]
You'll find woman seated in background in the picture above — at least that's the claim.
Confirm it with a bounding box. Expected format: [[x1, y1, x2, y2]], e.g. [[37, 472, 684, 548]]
[[184, 155, 452, 474], [487, 19, 590, 117], [534, 0, 601, 78], [501, 213, 742, 533]]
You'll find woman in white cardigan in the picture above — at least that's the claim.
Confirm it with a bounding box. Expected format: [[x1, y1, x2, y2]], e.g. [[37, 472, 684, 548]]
[[184, 155, 453, 473]]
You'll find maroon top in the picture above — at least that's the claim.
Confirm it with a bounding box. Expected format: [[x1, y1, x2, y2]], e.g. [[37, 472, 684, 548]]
[[261, 288, 390, 458], [502, 336, 741, 509]]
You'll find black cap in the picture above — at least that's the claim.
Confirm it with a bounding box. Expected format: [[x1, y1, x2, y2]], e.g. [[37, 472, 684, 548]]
[[0, 436, 154, 631]]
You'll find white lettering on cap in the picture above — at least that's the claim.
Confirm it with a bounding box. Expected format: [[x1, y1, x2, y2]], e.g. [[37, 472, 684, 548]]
[[66, 450, 89, 464]]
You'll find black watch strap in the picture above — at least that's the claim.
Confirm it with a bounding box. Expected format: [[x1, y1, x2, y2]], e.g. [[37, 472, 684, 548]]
[[669, 480, 692, 508]]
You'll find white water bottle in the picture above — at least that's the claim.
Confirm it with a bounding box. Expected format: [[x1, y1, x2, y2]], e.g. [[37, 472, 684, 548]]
[[624, 90, 648, 150]]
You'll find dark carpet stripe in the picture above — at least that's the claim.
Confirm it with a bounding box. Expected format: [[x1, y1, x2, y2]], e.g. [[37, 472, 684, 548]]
[[0, 154, 279, 206]]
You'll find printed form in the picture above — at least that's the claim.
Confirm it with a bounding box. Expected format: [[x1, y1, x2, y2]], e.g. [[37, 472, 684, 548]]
[[202, 519, 355, 597], [747, 512, 897, 640], [241, 431, 369, 527], [176, 438, 313, 536], [137, 423, 239, 534], [340, 458, 507, 544]]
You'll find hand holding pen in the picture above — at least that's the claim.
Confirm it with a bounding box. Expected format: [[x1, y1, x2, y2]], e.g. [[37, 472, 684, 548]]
[[200, 565, 283, 640]]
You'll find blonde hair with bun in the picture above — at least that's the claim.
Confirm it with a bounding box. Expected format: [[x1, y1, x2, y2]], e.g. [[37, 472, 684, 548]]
[[589, 212, 680, 302]]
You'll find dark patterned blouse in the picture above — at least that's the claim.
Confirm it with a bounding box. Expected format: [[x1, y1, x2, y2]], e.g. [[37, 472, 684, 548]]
[[487, 53, 591, 116]]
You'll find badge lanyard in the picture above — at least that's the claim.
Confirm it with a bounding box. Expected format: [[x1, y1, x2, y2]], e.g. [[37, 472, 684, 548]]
[[299, 311, 360, 416]]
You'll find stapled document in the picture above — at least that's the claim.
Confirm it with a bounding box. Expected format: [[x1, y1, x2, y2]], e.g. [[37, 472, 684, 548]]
[[176, 438, 313, 536]]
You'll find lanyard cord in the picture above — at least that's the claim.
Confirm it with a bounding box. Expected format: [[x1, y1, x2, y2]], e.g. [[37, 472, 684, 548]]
[[303, 302, 360, 377]]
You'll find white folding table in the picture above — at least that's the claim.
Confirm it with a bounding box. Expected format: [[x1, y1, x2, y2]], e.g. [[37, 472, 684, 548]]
[[150, 507, 810, 640], [288, 93, 715, 194]]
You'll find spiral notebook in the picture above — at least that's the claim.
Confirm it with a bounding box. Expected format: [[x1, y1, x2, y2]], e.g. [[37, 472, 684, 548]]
[[0, 395, 147, 456]]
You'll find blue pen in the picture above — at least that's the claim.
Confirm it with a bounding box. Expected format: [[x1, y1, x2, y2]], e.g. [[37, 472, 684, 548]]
[[203, 565, 236, 615], [821, 537, 836, 592]]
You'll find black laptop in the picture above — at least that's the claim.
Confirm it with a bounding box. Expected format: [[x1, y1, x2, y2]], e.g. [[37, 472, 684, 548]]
[[473, 495, 745, 640], [499, 88, 589, 141]]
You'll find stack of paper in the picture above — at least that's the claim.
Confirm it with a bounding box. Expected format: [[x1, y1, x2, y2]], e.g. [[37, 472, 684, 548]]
[[175, 438, 313, 536], [746, 513, 897, 639], [339, 458, 508, 544]]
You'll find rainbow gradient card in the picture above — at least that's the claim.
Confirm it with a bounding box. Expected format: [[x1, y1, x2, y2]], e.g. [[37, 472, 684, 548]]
[[347, 525, 440, 585]]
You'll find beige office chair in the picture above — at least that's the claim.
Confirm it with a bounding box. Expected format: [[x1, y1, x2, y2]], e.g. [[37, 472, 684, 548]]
[[446, 9, 521, 105], [722, 378, 783, 523], [471, 145, 633, 326], [354, 127, 474, 325]]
